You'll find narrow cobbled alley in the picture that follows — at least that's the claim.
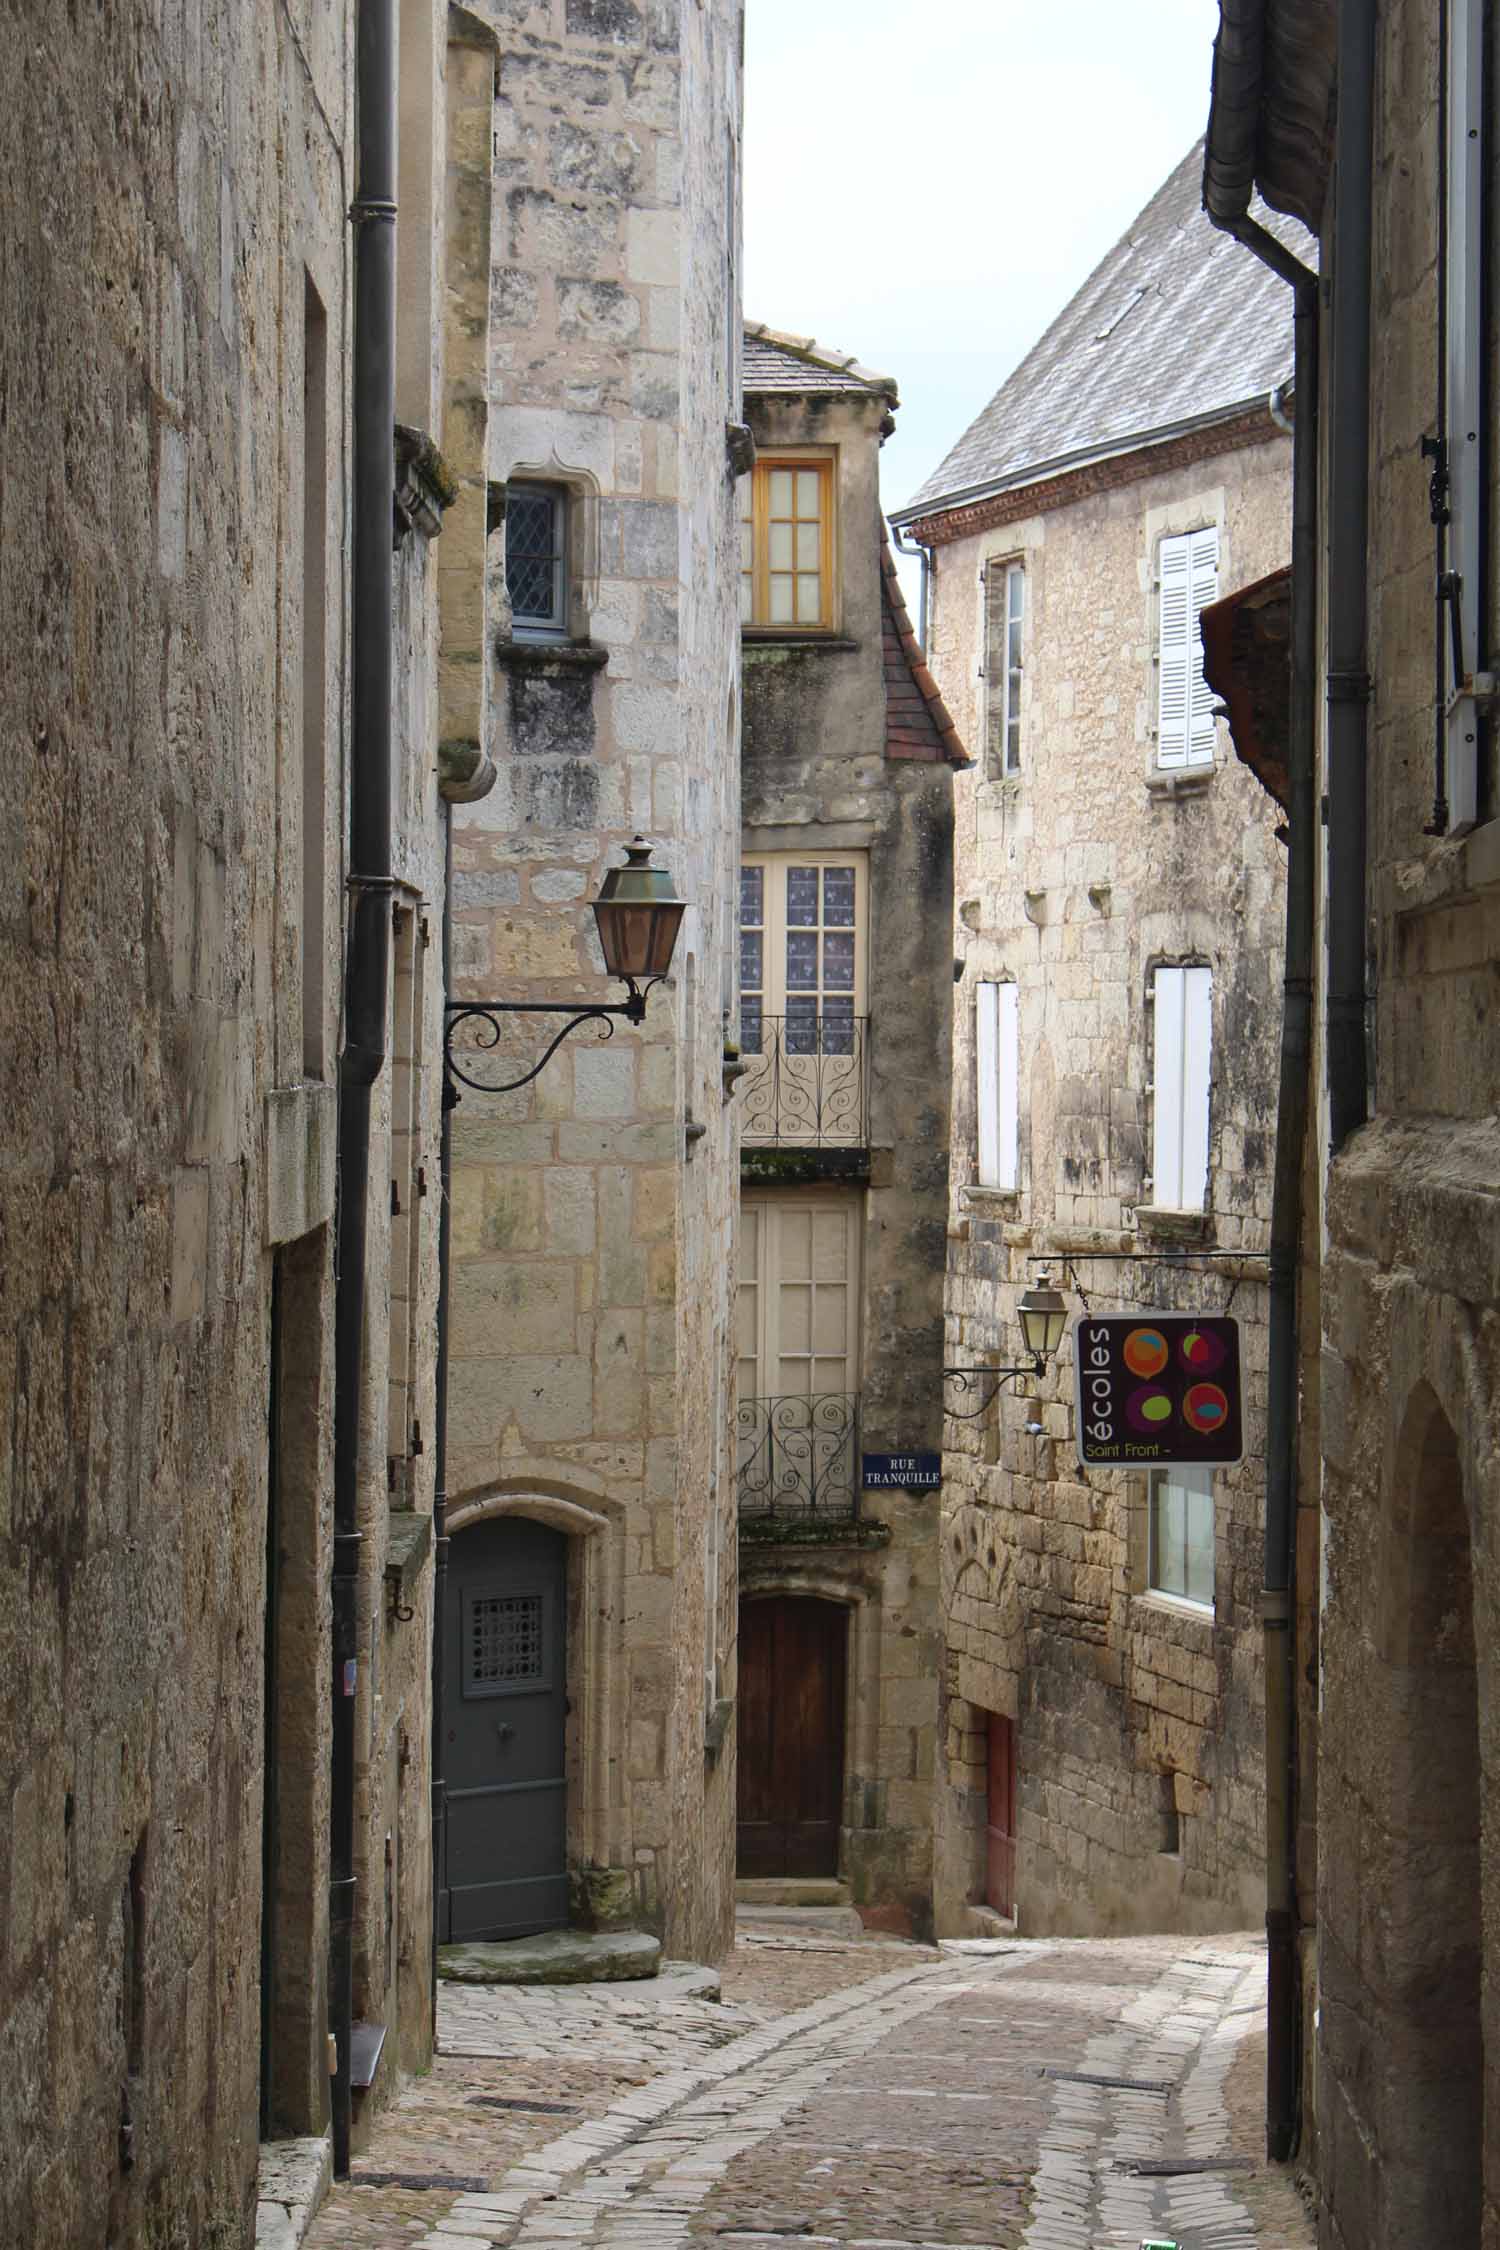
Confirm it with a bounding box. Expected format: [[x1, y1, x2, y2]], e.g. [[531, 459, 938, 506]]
[[274, 1925, 1313, 2250]]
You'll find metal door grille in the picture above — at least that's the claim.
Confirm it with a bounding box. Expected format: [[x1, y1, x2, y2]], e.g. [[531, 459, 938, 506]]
[[468, 1592, 544, 1687]]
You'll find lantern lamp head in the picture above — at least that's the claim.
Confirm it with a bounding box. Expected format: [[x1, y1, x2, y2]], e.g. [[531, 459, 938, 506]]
[[1017, 1274, 1068, 1368], [592, 836, 685, 988]]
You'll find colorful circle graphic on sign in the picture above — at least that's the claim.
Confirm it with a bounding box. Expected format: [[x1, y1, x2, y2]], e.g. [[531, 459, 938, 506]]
[[1122, 1327, 1170, 1379], [1183, 1383, 1230, 1436], [1126, 1386, 1175, 1434], [1179, 1327, 1227, 1375]]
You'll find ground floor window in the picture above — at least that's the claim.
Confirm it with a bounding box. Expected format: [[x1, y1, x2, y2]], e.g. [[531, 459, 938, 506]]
[[1148, 1465, 1214, 1608]]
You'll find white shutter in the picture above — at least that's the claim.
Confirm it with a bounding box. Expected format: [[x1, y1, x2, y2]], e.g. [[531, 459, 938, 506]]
[[1152, 968, 1186, 1206], [1157, 528, 1220, 768], [976, 983, 1000, 1185], [1156, 538, 1192, 767], [997, 982, 1019, 1191], [1187, 528, 1220, 766], [1180, 966, 1212, 1209], [1151, 965, 1211, 1211]]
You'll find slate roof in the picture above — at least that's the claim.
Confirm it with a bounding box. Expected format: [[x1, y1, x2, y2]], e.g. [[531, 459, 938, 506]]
[[744, 322, 898, 401], [894, 140, 1302, 523], [880, 528, 969, 768]]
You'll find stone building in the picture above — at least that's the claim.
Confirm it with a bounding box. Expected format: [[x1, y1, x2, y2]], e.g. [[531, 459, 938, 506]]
[[890, 147, 1293, 1938], [441, 0, 743, 1966], [0, 0, 503, 2243], [733, 328, 965, 1936], [1201, 2, 1500, 2238]]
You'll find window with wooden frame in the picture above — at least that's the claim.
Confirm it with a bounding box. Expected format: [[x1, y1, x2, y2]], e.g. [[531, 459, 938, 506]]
[[1149, 964, 1212, 1211], [1148, 1465, 1215, 1609], [975, 980, 1019, 1191], [738, 855, 866, 1054], [983, 559, 1025, 776], [1155, 526, 1220, 768], [741, 456, 835, 630]]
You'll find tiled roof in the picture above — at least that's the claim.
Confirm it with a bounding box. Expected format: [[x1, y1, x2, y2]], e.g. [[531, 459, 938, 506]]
[[880, 528, 969, 768], [894, 140, 1304, 522], [744, 322, 898, 401]]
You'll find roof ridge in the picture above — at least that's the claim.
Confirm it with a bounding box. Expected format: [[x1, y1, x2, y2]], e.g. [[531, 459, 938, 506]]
[[744, 319, 899, 399]]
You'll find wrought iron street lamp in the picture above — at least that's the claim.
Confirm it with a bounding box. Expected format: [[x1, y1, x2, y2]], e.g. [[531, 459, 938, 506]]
[[943, 1273, 1069, 1419], [444, 836, 685, 1098]]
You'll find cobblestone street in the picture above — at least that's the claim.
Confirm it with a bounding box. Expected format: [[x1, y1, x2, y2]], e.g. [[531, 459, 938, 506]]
[[292, 1931, 1313, 2250]]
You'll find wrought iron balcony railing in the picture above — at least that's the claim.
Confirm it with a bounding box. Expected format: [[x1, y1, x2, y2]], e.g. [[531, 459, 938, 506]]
[[736, 1392, 860, 1521], [738, 1012, 869, 1147]]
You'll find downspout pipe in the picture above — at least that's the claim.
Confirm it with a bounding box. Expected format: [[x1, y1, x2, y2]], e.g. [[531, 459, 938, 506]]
[[1326, 0, 1376, 1153], [431, 809, 454, 2029], [1201, 16, 1319, 2164], [890, 518, 931, 650], [332, 0, 397, 2180]]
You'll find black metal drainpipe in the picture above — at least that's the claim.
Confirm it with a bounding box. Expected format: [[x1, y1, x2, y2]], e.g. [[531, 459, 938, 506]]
[[332, 0, 397, 2180], [1326, 0, 1377, 1154], [431, 807, 454, 2031], [1200, 203, 1317, 2163]]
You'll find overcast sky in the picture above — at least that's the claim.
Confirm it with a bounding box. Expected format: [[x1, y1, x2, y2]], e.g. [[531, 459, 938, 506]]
[[742, 0, 1224, 535]]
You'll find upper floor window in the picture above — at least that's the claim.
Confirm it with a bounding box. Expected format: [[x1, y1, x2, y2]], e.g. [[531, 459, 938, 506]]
[[984, 559, 1025, 777], [1150, 963, 1212, 1211], [975, 980, 1019, 1191], [506, 482, 567, 636], [1149, 1465, 1215, 1609], [741, 457, 834, 629], [1156, 526, 1219, 768], [739, 854, 866, 1051]]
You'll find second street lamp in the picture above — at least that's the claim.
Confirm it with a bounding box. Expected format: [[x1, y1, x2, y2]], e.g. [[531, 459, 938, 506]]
[[944, 1273, 1069, 1419], [445, 835, 685, 1099]]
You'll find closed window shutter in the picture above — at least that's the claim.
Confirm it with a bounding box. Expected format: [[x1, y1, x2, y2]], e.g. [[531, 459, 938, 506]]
[[1151, 965, 1212, 1211], [1157, 528, 1219, 767], [1187, 528, 1220, 765], [976, 983, 1000, 1184], [984, 563, 1008, 774]]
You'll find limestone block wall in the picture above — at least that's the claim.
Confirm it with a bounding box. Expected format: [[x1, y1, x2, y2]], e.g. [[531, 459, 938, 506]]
[[0, 2, 353, 2243], [925, 434, 1290, 1937], [740, 385, 953, 1931], [1312, 7, 1500, 2238], [447, 0, 742, 1963]]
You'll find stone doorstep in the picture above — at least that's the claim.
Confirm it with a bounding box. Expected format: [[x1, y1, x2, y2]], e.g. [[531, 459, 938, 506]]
[[438, 1928, 663, 1985], [255, 2132, 332, 2250]]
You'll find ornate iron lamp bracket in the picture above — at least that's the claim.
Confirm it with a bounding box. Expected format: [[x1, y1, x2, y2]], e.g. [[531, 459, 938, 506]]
[[443, 979, 662, 1102], [941, 1360, 1044, 1420]]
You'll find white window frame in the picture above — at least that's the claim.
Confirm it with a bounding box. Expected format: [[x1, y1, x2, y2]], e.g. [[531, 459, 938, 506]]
[[738, 853, 868, 1033], [1149, 965, 1212, 1212], [984, 558, 1025, 777], [975, 981, 1019, 1192], [1155, 526, 1219, 769], [736, 1196, 862, 1405], [1148, 1465, 1215, 1611], [506, 480, 568, 638]]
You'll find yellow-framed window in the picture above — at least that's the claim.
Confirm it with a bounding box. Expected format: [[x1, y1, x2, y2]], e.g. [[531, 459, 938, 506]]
[[740, 456, 835, 629]]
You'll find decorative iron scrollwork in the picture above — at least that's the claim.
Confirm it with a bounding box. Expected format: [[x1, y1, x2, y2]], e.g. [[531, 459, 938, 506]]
[[736, 1392, 859, 1521], [738, 1014, 869, 1148]]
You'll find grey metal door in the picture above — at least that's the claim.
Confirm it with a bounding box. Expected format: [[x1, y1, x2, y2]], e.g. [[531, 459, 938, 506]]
[[442, 1515, 568, 1941]]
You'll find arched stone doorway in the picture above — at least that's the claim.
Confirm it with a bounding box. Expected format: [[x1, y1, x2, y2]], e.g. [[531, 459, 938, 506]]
[[1370, 1385, 1481, 2240]]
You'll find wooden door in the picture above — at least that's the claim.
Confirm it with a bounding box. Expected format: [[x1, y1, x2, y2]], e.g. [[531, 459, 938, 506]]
[[985, 1711, 1016, 1918], [442, 1515, 568, 1941], [737, 1596, 847, 1877]]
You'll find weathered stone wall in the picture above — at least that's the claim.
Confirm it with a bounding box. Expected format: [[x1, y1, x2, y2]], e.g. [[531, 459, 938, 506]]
[[446, 0, 742, 1963], [0, 1, 353, 2241], [925, 433, 1290, 1937], [1313, 8, 1500, 2240], [740, 386, 953, 1933]]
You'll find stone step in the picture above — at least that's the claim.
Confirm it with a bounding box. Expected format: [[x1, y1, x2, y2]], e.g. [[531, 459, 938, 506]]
[[438, 1928, 662, 1986], [734, 1877, 852, 1910]]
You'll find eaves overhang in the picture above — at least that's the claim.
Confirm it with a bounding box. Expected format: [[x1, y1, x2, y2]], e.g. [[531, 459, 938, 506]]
[[1203, 0, 1337, 236], [889, 392, 1285, 538]]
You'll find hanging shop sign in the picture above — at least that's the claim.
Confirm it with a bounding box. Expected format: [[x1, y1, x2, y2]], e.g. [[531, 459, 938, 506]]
[[1074, 1314, 1243, 1469], [862, 1451, 943, 1491]]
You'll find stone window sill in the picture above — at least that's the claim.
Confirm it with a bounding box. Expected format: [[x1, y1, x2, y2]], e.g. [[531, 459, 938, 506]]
[[1145, 762, 1214, 800], [1132, 1588, 1215, 1632], [962, 1184, 1021, 1212], [742, 633, 860, 654], [494, 636, 609, 672], [1133, 1205, 1214, 1244]]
